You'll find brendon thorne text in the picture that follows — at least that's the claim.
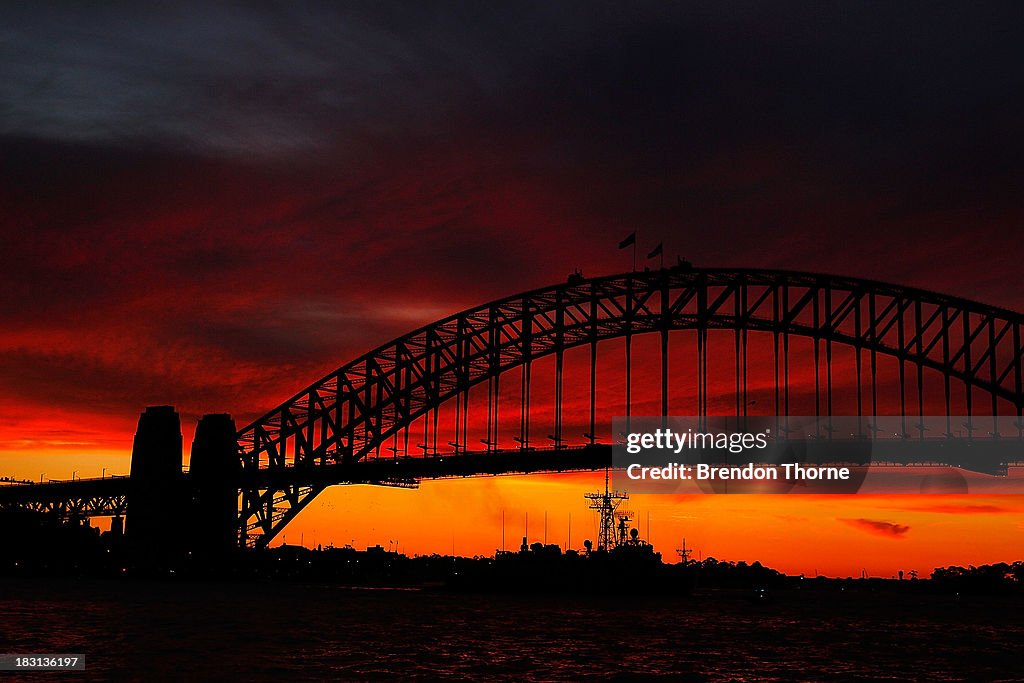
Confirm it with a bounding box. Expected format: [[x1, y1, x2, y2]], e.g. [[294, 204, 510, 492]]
[[626, 462, 851, 481]]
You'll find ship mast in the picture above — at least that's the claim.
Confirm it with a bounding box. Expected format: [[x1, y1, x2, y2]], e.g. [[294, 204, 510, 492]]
[[676, 538, 692, 565], [584, 468, 629, 550]]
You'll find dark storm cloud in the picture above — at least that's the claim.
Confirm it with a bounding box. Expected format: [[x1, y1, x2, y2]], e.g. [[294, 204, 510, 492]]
[[0, 3, 604, 157], [1, 3, 405, 156], [4, 2, 1022, 232], [4, 3, 1022, 165]]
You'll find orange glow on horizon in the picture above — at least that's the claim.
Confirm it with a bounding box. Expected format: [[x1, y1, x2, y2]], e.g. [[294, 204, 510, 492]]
[[270, 474, 1024, 578]]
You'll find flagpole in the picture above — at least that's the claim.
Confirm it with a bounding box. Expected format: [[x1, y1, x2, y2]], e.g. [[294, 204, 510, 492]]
[[633, 231, 638, 272], [619, 230, 638, 270]]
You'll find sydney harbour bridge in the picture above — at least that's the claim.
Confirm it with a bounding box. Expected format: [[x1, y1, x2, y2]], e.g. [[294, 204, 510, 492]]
[[2, 266, 1023, 563]]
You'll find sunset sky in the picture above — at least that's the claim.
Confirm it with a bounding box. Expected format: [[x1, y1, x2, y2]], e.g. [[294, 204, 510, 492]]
[[2, 3, 1023, 576]]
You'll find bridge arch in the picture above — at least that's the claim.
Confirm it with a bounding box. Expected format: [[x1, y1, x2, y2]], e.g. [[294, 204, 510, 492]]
[[237, 267, 1024, 546]]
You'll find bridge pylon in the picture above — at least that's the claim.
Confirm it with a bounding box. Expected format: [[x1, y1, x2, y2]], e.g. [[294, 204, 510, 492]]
[[187, 413, 240, 565], [127, 406, 185, 571]]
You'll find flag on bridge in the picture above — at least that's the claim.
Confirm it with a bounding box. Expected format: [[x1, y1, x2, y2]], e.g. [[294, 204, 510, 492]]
[[618, 231, 636, 249], [647, 242, 663, 259]]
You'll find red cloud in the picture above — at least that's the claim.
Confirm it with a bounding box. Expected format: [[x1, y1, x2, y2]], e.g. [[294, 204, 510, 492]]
[[840, 518, 910, 539]]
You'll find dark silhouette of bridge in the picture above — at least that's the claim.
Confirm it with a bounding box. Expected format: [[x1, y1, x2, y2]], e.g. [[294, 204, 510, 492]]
[[3, 266, 1023, 564]]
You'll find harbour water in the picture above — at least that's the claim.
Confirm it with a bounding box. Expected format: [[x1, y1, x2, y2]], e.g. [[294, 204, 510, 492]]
[[2, 578, 1022, 681]]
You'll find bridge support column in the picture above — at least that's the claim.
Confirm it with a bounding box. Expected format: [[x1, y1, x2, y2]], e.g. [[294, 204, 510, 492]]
[[188, 413, 240, 566], [127, 406, 184, 572]]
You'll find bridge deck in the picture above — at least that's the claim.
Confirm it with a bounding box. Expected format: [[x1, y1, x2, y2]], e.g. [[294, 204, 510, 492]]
[[4, 440, 1024, 519]]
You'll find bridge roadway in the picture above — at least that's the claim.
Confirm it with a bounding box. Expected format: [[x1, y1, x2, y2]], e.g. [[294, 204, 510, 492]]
[[0, 447, 609, 513], [0, 475, 129, 518], [3, 439, 1024, 521]]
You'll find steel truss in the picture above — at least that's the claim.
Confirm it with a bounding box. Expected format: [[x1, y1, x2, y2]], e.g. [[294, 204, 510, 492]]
[[237, 268, 1024, 547]]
